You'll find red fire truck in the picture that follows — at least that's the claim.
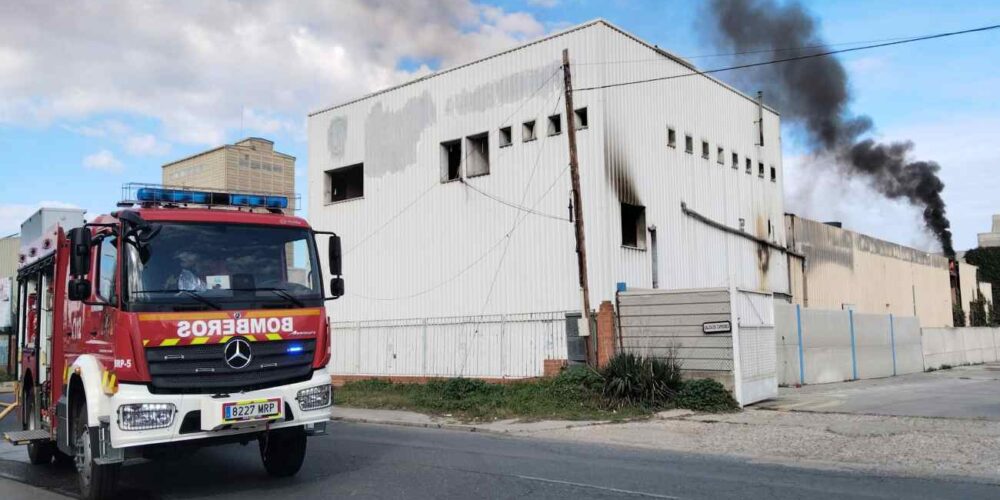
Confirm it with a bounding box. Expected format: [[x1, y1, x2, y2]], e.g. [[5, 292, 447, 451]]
[[5, 185, 344, 500]]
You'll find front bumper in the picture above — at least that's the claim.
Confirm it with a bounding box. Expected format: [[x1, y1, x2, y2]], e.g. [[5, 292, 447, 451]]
[[109, 368, 332, 449]]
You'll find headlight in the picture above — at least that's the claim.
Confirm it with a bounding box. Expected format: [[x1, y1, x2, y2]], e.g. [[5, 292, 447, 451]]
[[296, 385, 332, 411], [118, 403, 176, 431]]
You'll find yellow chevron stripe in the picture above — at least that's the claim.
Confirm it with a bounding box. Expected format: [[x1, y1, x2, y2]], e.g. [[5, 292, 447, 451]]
[[160, 338, 180, 347], [142, 339, 149, 346], [102, 371, 109, 387], [265, 333, 282, 341], [243, 335, 256, 342], [219, 336, 232, 344], [190, 337, 209, 345]]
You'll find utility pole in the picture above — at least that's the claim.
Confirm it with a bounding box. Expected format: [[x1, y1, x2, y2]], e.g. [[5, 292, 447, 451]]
[[562, 49, 595, 366]]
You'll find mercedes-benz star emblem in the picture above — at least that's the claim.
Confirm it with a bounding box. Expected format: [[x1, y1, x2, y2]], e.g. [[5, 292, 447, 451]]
[[224, 338, 252, 370]]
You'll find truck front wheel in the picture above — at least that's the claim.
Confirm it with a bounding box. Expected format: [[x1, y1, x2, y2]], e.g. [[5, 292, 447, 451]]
[[73, 397, 120, 500], [259, 426, 307, 477]]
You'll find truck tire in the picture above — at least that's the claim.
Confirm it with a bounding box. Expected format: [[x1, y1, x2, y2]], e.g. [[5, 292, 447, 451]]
[[73, 396, 120, 500], [259, 426, 307, 477], [23, 383, 54, 465]]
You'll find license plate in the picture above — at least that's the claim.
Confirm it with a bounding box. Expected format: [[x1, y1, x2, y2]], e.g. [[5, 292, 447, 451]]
[[222, 398, 282, 423]]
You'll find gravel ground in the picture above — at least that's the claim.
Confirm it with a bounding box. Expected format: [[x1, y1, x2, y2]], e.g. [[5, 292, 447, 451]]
[[529, 409, 1000, 482]]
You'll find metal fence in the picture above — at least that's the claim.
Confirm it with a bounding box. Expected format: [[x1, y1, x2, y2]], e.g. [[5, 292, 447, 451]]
[[330, 311, 571, 379]]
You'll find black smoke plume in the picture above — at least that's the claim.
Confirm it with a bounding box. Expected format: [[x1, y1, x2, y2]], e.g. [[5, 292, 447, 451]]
[[707, 0, 954, 256]]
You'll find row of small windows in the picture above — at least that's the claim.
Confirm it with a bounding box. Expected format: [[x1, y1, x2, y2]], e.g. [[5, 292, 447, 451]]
[[323, 108, 589, 203], [441, 107, 588, 182], [667, 127, 776, 182]]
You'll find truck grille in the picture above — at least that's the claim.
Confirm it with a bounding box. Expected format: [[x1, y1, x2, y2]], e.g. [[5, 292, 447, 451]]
[[145, 339, 315, 394]]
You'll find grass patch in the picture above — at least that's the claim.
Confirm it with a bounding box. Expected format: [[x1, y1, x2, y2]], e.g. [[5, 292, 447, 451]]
[[335, 367, 648, 422], [336, 354, 742, 421]]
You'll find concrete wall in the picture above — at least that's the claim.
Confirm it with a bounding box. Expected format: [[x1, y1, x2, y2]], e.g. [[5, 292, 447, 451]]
[[785, 215, 953, 327], [922, 327, 1000, 370], [775, 303, 923, 386]]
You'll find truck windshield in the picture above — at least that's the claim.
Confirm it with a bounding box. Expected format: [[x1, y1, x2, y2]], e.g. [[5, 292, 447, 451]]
[[125, 222, 322, 310]]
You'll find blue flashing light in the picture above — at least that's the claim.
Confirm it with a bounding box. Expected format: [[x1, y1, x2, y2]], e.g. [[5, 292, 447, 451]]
[[286, 344, 304, 354], [135, 186, 288, 210]]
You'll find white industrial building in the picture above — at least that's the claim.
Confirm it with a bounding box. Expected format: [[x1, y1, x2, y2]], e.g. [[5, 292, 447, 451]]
[[308, 20, 789, 390]]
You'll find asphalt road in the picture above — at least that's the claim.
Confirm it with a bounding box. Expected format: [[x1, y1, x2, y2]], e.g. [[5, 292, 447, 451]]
[[1, 418, 998, 500]]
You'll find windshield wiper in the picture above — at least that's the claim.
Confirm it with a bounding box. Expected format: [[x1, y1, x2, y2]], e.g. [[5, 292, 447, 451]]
[[233, 288, 306, 308], [133, 289, 222, 310]]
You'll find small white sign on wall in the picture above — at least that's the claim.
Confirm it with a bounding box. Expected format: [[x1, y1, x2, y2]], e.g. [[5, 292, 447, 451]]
[[702, 320, 732, 334]]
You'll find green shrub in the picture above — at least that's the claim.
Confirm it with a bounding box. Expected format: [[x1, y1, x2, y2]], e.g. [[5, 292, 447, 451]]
[[601, 352, 682, 409], [555, 364, 604, 393], [970, 293, 989, 327], [953, 303, 967, 327], [675, 379, 739, 412]]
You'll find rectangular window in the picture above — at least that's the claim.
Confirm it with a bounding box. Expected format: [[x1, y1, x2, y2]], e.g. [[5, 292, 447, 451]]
[[745, 157, 752, 174], [466, 133, 490, 177], [441, 139, 462, 182], [770, 165, 777, 182], [684, 135, 693, 154], [523, 120, 536, 142], [547, 114, 562, 136], [621, 203, 647, 249], [731, 152, 739, 169], [97, 236, 117, 301], [326, 163, 364, 202], [574, 107, 588, 129], [717, 147, 724, 165], [701, 141, 710, 159], [758, 162, 765, 178], [667, 128, 676, 148], [499, 126, 512, 148]]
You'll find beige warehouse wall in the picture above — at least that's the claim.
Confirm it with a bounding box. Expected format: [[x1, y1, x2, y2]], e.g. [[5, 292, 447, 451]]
[[786, 216, 953, 327]]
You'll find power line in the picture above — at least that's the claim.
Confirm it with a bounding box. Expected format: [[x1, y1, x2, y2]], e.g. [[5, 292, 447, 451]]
[[460, 178, 570, 222], [574, 34, 921, 65], [574, 23, 1000, 92], [343, 67, 560, 256]]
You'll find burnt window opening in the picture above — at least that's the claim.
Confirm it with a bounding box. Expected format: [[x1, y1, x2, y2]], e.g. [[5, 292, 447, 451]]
[[547, 114, 562, 136], [731, 152, 739, 169], [770, 165, 777, 182], [745, 157, 752, 174], [684, 135, 693, 154], [499, 126, 512, 148], [574, 107, 588, 129], [466, 133, 490, 177], [326, 163, 364, 202], [717, 147, 725, 165], [667, 128, 676, 148], [621, 203, 647, 249], [758, 162, 765, 178], [522, 120, 536, 142], [701, 141, 710, 159], [441, 139, 462, 182]]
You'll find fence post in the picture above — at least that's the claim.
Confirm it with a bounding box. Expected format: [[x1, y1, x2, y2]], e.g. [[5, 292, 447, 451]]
[[796, 304, 805, 385], [421, 318, 428, 376], [849, 309, 858, 380], [499, 315, 506, 378], [889, 313, 897, 376]]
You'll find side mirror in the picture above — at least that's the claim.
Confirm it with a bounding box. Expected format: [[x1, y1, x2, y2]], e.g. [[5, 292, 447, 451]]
[[329, 277, 345, 299], [328, 234, 342, 276], [68, 228, 92, 277], [68, 278, 91, 301]]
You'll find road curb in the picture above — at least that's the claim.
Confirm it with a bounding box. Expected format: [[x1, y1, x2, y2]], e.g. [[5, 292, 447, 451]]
[[329, 413, 630, 435]]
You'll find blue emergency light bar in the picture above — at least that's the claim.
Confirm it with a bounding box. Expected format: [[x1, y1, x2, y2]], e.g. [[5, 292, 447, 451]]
[[135, 187, 288, 210], [286, 344, 304, 354]]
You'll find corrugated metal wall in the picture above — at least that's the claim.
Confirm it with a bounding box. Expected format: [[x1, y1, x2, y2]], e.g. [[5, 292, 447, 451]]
[[330, 312, 569, 378], [308, 21, 789, 378], [786, 215, 953, 327]]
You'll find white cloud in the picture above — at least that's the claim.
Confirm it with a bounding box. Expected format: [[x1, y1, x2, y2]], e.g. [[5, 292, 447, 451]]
[[0, 201, 81, 236], [124, 133, 171, 156], [0, 1, 548, 146], [83, 150, 124, 172]]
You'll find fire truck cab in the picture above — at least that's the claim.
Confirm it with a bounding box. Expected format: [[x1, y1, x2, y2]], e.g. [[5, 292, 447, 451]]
[[7, 186, 344, 500]]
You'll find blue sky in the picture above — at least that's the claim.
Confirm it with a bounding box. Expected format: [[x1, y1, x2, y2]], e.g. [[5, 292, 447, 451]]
[[2, 0, 998, 251]]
